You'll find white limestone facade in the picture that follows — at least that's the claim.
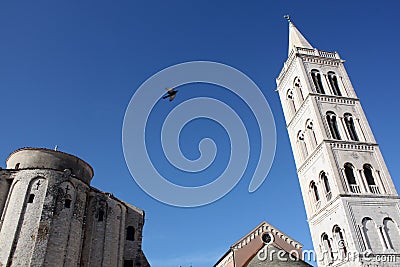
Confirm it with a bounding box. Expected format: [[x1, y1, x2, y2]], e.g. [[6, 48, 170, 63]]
[[0, 148, 149, 267], [276, 20, 400, 266]]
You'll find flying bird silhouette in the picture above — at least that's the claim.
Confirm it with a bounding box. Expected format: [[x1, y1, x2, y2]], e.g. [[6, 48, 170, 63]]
[[162, 87, 178, 101]]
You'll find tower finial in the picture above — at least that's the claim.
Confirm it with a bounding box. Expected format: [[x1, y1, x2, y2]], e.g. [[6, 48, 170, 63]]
[[283, 15, 291, 23]]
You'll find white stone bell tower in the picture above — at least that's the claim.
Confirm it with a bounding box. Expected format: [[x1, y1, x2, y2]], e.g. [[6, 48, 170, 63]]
[[276, 17, 400, 266]]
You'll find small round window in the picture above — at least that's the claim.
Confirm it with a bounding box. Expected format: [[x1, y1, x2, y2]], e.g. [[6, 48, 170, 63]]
[[261, 232, 274, 245]]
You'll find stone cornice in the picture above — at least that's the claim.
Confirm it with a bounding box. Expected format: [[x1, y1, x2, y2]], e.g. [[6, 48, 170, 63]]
[[297, 140, 378, 175], [287, 94, 360, 129]]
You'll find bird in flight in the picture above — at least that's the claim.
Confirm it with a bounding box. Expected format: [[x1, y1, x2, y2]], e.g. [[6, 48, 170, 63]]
[[162, 87, 178, 101]]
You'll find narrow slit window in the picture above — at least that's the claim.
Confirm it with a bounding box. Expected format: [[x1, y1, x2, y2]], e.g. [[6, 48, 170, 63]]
[[124, 260, 133, 267], [126, 226, 135, 241], [64, 199, 72, 208], [27, 194, 35, 203], [98, 209, 105, 222]]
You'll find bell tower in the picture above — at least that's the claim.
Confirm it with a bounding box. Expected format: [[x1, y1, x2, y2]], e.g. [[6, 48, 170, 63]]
[[276, 17, 400, 266]]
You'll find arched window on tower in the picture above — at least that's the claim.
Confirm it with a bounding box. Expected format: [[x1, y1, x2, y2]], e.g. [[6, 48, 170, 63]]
[[311, 69, 325, 94], [294, 77, 304, 102], [321, 172, 332, 201], [326, 112, 341, 140], [310, 181, 320, 210], [321, 233, 334, 263], [383, 217, 400, 250], [362, 217, 384, 252], [306, 119, 318, 150], [286, 89, 296, 117], [333, 225, 347, 258], [344, 163, 360, 193], [328, 71, 342, 96], [297, 130, 308, 161], [363, 164, 380, 194], [344, 113, 359, 141], [126, 226, 135, 241]]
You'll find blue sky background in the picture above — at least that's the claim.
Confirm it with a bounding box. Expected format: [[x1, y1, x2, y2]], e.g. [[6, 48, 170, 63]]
[[1, 1, 399, 266]]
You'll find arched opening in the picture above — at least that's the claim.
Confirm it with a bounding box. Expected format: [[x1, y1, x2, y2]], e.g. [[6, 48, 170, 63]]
[[294, 77, 304, 102], [310, 181, 320, 210], [383, 217, 400, 250], [344, 163, 360, 193], [344, 113, 359, 141], [287, 89, 296, 116], [333, 225, 347, 257], [321, 233, 334, 262], [326, 112, 341, 140], [362, 217, 384, 252], [126, 226, 135, 241], [321, 172, 331, 201], [297, 131, 308, 160], [311, 69, 325, 94], [15, 163, 20, 170], [306, 120, 318, 149], [363, 164, 380, 194], [328, 71, 342, 96]]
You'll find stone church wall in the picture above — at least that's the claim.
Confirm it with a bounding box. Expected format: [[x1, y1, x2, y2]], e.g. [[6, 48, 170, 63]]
[[0, 148, 149, 267]]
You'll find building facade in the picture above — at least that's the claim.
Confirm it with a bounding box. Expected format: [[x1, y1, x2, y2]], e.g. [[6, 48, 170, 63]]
[[0, 148, 149, 267], [214, 221, 312, 267], [276, 19, 400, 266]]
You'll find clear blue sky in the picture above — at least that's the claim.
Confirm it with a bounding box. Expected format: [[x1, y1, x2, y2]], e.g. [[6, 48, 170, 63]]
[[1, 1, 399, 266]]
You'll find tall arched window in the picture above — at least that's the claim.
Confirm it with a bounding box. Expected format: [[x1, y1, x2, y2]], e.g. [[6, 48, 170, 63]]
[[311, 69, 325, 94], [328, 71, 342, 96], [126, 226, 135, 241], [326, 112, 341, 140], [344, 163, 360, 193], [286, 89, 296, 116], [383, 217, 400, 250], [297, 131, 308, 160], [363, 164, 380, 194], [362, 217, 384, 252], [306, 119, 318, 149], [294, 77, 304, 102], [321, 172, 332, 201], [344, 113, 359, 141], [321, 233, 334, 262], [310, 181, 320, 202], [310, 181, 320, 211], [333, 225, 347, 257]]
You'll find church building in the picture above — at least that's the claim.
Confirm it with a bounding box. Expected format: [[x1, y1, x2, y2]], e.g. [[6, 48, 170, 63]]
[[0, 147, 149, 267], [214, 221, 313, 267]]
